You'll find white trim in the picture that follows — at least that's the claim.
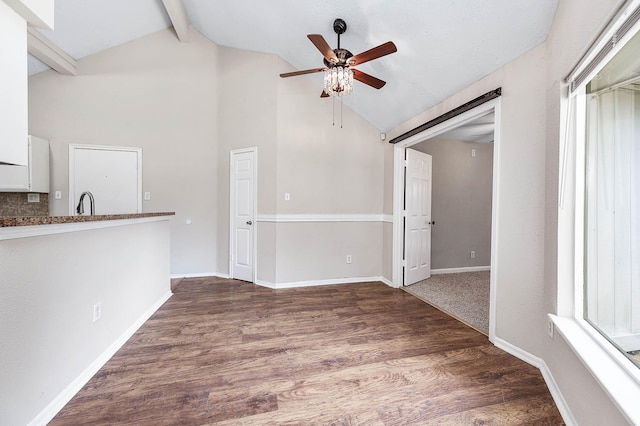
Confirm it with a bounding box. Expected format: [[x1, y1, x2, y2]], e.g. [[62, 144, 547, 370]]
[[488, 100, 502, 342], [566, 0, 640, 89], [551, 315, 640, 424], [379, 276, 393, 286], [68, 144, 143, 215], [256, 213, 390, 223], [28, 291, 173, 426], [170, 272, 230, 279], [391, 98, 501, 341], [430, 266, 491, 275], [27, 25, 76, 75], [229, 147, 258, 284], [492, 336, 577, 426], [160, 0, 190, 42], [255, 276, 390, 290], [0, 215, 173, 240]]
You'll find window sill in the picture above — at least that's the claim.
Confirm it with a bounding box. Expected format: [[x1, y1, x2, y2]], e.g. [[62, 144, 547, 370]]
[[550, 314, 640, 424]]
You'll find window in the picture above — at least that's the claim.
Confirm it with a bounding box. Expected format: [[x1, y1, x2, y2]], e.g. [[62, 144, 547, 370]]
[[583, 27, 640, 370], [553, 1, 640, 421]]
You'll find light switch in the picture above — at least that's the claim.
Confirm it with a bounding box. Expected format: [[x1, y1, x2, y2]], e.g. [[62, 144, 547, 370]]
[[55, 191, 62, 200], [284, 193, 290, 201], [144, 192, 151, 201]]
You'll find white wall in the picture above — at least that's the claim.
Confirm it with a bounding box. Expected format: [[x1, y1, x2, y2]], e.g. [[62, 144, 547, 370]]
[[270, 68, 385, 285], [411, 138, 493, 269], [29, 29, 220, 275], [0, 219, 171, 426], [29, 28, 386, 284], [384, 0, 629, 422]]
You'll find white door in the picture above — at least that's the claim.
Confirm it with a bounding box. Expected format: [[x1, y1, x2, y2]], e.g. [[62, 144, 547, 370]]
[[230, 148, 257, 282], [69, 145, 142, 215], [404, 148, 433, 285]]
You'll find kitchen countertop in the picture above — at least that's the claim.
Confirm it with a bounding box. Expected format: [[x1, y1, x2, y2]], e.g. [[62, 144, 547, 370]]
[[0, 212, 175, 227]]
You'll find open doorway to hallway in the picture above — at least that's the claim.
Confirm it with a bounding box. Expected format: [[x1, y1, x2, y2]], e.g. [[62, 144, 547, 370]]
[[392, 98, 500, 339], [403, 113, 494, 335]]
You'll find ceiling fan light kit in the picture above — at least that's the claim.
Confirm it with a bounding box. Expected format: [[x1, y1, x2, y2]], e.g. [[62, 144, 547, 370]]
[[324, 66, 354, 96]]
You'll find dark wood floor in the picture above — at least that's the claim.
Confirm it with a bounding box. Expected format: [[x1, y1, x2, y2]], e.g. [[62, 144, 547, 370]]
[[51, 277, 564, 425]]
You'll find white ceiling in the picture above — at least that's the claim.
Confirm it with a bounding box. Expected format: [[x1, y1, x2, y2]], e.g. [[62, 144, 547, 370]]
[[438, 112, 495, 143], [28, 0, 558, 131]]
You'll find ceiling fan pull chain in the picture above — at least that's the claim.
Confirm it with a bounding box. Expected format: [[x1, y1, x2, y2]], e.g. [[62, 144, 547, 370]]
[[332, 96, 335, 126]]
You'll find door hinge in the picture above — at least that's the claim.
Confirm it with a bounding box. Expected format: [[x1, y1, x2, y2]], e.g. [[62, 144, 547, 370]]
[[402, 210, 407, 217], [404, 159, 409, 167], [402, 259, 407, 267]]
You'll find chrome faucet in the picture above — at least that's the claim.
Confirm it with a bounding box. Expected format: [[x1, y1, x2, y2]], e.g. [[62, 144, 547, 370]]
[[76, 191, 95, 215]]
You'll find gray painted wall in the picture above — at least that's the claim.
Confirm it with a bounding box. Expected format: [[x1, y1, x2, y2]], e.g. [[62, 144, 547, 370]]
[[412, 138, 493, 269], [28, 29, 385, 283]]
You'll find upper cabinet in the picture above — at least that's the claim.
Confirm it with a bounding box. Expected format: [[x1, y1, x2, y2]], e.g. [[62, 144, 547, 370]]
[[0, 0, 53, 166], [0, 1, 28, 166], [0, 135, 50, 193]]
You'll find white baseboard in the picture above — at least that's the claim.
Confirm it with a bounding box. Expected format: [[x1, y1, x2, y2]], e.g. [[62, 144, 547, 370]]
[[28, 291, 173, 426], [431, 266, 491, 275], [255, 276, 389, 289], [170, 272, 230, 279], [379, 276, 393, 287], [492, 336, 576, 426]]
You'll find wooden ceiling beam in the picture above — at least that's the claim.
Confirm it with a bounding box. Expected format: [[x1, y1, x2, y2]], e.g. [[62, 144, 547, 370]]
[[27, 26, 77, 75], [161, 0, 190, 42]]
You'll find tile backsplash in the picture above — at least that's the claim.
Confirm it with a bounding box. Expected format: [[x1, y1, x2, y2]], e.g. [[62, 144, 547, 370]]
[[0, 193, 49, 217]]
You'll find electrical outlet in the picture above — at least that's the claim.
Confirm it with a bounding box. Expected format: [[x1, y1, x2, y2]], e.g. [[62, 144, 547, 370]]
[[144, 192, 151, 201], [346, 255, 352, 264], [470, 250, 476, 259], [27, 193, 40, 203], [548, 318, 554, 339], [93, 302, 102, 323], [471, 149, 477, 157]]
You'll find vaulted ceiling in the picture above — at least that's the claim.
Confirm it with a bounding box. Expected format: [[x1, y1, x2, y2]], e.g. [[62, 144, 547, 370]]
[[28, 0, 558, 131]]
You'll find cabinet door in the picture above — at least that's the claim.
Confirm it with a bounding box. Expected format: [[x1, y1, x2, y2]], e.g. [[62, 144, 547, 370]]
[[28, 136, 50, 193], [0, 2, 28, 166]]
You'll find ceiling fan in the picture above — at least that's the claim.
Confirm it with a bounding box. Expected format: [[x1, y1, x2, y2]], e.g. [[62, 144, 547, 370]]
[[279, 18, 397, 97]]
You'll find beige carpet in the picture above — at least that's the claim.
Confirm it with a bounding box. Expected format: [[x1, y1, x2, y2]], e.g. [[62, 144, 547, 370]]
[[404, 271, 490, 335]]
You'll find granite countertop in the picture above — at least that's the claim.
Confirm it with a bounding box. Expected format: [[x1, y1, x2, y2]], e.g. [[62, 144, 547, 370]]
[[0, 212, 175, 227]]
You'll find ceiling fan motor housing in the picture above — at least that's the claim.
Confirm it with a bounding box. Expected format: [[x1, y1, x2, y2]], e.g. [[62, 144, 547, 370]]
[[324, 49, 353, 68], [333, 18, 347, 35]]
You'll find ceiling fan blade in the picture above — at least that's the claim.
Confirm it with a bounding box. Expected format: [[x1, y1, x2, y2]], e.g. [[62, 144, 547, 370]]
[[321, 91, 329, 98], [352, 69, 386, 89], [348, 41, 397, 66], [280, 67, 326, 78], [308, 34, 338, 63]]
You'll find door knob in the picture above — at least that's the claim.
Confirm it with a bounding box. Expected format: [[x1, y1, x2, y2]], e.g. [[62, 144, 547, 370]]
[[246, 220, 253, 225]]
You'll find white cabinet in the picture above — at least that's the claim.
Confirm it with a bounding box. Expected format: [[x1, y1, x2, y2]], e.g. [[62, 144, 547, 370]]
[[0, 1, 28, 166], [0, 136, 49, 192]]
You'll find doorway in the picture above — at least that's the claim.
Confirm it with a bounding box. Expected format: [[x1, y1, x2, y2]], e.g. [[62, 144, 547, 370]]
[[229, 148, 257, 283], [392, 99, 500, 340]]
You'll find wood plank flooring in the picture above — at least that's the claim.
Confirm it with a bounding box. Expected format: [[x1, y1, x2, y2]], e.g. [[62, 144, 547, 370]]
[[50, 277, 564, 425]]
